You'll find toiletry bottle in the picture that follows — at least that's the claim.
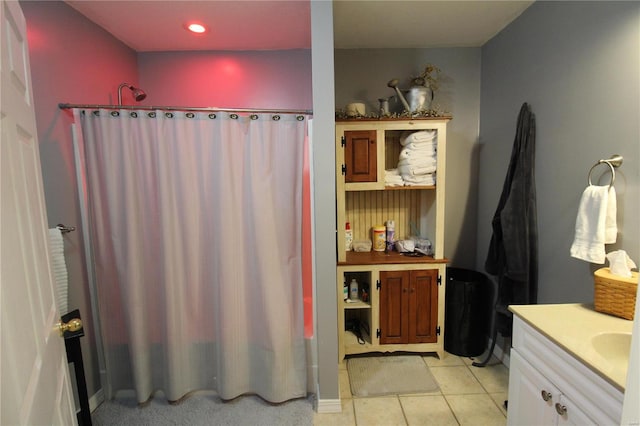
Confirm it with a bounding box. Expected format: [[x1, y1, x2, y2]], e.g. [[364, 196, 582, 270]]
[[343, 282, 348, 301], [345, 222, 353, 251], [349, 279, 359, 301], [385, 220, 395, 252]]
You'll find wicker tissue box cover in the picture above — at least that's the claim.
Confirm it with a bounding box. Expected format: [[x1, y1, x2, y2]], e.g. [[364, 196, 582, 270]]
[[594, 267, 638, 320]]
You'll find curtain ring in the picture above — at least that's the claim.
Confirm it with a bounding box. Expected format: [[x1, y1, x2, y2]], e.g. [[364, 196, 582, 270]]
[[587, 160, 615, 188]]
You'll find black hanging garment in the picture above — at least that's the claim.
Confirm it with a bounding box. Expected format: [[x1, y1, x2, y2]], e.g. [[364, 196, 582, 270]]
[[484, 102, 538, 337]]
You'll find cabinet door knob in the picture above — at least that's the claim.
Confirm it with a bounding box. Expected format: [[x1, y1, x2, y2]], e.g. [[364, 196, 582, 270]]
[[555, 403, 567, 416], [540, 390, 552, 402]]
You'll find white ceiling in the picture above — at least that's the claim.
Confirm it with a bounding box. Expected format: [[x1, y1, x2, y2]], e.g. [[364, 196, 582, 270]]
[[65, 0, 534, 52]]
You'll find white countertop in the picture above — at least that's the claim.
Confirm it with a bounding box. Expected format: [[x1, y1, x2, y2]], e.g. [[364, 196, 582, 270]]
[[510, 303, 633, 391]]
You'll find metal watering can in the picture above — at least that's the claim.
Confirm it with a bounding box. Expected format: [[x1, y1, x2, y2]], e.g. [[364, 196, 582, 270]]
[[387, 79, 434, 113]]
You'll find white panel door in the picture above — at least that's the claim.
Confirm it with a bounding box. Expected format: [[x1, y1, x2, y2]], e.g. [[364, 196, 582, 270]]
[[507, 350, 559, 426], [0, 1, 77, 425]]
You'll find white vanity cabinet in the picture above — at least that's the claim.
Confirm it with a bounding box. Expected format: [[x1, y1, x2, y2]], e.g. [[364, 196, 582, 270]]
[[507, 315, 624, 426], [509, 351, 597, 425]]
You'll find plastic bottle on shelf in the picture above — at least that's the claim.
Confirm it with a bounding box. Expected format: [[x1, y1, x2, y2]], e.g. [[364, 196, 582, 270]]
[[385, 220, 395, 252], [349, 279, 359, 301], [345, 222, 353, 251], [372, 226, 386, 251], [343, 282, 348, 300]]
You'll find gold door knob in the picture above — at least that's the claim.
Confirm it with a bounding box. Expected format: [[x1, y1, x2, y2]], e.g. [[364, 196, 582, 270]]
[[57, 318, 82, 336]]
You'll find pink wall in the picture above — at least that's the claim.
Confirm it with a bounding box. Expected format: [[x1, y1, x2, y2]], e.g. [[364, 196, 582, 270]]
[[21, 0, 140, 398], [137, 50, 312, 110]]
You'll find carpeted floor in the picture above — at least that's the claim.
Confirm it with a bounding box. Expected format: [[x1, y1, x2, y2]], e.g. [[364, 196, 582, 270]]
[[91, 392, 315, 426]]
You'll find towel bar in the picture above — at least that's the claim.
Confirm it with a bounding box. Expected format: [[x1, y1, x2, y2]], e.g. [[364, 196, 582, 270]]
[[587, 154, 623, 188], [57, 224, 76, 234]]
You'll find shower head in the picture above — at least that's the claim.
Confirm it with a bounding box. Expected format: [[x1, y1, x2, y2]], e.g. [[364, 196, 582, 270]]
[[117, 82, 147, 105]]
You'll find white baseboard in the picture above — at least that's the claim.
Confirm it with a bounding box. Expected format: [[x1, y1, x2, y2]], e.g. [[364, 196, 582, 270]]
[[315, 398, 341, 413], [89, 388, 105, 412]]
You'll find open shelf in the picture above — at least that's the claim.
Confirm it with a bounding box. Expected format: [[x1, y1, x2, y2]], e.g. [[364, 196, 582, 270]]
[[340, 250, 448, 266], [343, 299, 371, 309]]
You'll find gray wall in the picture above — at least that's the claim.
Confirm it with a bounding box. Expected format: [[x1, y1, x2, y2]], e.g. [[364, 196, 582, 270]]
[[477, 1, 640, 304], [311, 0, 339, 402], [335, 48, 481, 268]]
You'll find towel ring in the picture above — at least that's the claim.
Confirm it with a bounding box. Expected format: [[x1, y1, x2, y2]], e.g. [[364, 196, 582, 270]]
[[587, 154, 623, 188]]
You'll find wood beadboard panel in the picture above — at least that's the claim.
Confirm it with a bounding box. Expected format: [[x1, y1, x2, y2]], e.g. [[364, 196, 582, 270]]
[[385, 131, 403, 169], [345, 190, 421, 242]]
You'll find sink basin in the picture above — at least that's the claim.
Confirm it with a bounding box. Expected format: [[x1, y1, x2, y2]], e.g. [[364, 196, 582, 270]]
[[591, 332, 632, 363]]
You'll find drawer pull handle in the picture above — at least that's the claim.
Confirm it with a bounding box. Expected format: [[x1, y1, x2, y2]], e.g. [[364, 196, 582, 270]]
[[555, 403, 567, 416], [541, 390, 552, 402]]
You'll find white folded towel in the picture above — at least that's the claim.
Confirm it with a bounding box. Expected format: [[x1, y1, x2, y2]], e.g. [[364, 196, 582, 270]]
[[400, 130, 437, 146], [402, 141, 437, 151], [384, 169, 404, 186], [385, 168, 401, 176], [570, 185, 617, 264], [399, 147, 436, 161], [399, 163, 436, 176], [404, 173, 436, 186], [398, 157, 436, 168], [48, 228, 69, 314]]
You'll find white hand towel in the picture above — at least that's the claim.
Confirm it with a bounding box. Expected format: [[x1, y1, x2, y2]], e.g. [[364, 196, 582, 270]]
[[48, 228, 69, 314], [570, 185, 610, 264], [605, 186, 617, 243]]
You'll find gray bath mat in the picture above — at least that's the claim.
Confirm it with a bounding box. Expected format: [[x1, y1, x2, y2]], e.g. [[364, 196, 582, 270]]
[[347, 355, 439, 397]]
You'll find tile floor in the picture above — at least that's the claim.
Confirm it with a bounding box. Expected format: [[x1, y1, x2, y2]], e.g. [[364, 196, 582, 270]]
[[314, 352, 509, 426]]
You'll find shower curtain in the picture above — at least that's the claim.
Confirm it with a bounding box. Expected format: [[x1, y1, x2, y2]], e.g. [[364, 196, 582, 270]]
[[73, 109, 308, 404]]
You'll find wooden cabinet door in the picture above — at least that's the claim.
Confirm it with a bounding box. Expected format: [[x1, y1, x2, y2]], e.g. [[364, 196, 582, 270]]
[[408, 269, 438, 343], [379, 271, 409, 344], [344, 130, 377, 182], [380, 269, 438, 344]]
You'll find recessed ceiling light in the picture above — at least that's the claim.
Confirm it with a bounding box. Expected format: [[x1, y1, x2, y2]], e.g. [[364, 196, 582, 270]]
[[185, 22, 207, 34]]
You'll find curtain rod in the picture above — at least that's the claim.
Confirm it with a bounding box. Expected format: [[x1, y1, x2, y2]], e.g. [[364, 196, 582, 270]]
[[58, 103, 313, 115]]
